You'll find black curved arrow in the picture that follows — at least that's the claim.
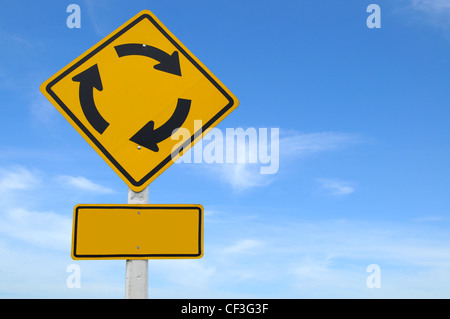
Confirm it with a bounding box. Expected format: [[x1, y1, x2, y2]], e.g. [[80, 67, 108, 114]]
[[130, 98, 191, 152], [72, 64, 110, 134], [115, 43, 182, 77]]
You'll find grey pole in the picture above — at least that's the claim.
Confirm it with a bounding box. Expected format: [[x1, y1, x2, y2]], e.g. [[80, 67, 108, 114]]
[[125, 186, 149, 299]]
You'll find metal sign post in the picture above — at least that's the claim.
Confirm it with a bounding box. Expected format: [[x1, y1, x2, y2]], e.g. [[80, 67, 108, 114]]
[[125, 186, 149, 299]]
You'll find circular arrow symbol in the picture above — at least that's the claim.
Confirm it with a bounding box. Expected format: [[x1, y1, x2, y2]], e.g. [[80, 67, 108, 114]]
[[72, 64, 109, 134], [129, 98, 191, 152], [71, 43, 190, 152], [115, 43, 182, 77]]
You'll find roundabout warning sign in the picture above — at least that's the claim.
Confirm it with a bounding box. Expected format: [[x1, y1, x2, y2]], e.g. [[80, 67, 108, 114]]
[[40, 10, 239, 192]]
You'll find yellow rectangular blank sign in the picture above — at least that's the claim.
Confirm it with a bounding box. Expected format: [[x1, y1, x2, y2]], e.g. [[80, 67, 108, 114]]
[[72, 204, 203, 260]]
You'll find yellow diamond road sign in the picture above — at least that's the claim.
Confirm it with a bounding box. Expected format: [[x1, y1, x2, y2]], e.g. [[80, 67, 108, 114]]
[[40, 10, 238, 192]]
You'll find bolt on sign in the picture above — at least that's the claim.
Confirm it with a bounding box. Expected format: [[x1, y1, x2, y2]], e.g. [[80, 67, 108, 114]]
[[40, 10, 239, 192]]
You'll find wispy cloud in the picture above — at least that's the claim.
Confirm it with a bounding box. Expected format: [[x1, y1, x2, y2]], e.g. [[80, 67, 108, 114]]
[[317, 178, 356, 196], [57, 175, 114, 194], [143, 212, 450, 298], [207, 163, 274, 192], [412, 215, 449, 222], [223, 239, 263, 255], [0, 165, 40, 192], [83, 0, 113, 37], [0, 182, 449, 298], [0, 166, 70, 250], [190, 130, 363, 192], [29, 89, 59, 129], [149, 260, 216, 297], [410, 0, 450, 12], [0, 207, 71, 251], [280, 131, 363, 159], [406, 0, 450, 30], [0, 30, 35, 49], [0, 164, 121, 298]]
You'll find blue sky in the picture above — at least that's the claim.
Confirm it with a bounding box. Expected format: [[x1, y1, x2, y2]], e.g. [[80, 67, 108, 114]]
[[0, 0, 449, 298]]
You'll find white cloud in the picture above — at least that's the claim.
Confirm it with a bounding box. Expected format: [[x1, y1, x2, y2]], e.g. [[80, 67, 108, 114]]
[[412, 215, 449, 222], [0, 164, 124, 298], [223, 239, 263, 255], [220, 130, 362, 191], [280, 131, 362, 159], [317, 178, 356, 196], [149, 259, 216, 298], [410, 0, 450, 12], [1, 200, 450, 298], [0, 207, 71, 251], [406, 0, 450, 30], [0, 30, 34, 49], [0, 165, 40, 192], [83, 0, 113, 37], [209, 163, 274, 192], [138, 212, 450, 298], [188, 130, 363, 192], [29, 89, 59, 128], [57, 175, 114, 194]]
